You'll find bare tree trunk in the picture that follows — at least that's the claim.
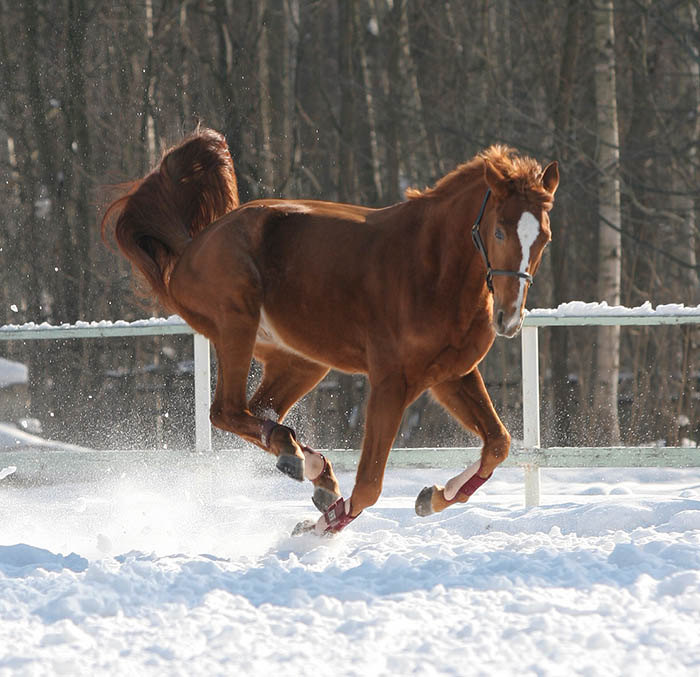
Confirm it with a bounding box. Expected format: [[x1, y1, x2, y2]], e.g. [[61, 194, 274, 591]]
[[679, 2, 700, 300], [549, 0, 581, 445], [143, 0, 157, 167], [673, 1, 700, 445], [401, 2, 436, 181], [358, 2, 382, 204], [383, 0, 403, 203], [22, 0, 58, 320], [406, 2, 443, 177], [294, 0, 333, 197], [65, 0, 93, 319], [0, 3, 41, 322], [177, 2, 190, 129], [268, 0, 295, 193], [337, 1, 355, 202], [258, 0, 278, 193], [592, 0, 622, 443]]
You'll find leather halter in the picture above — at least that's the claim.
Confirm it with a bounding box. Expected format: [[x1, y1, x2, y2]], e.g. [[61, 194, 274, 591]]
[[470, 189, 534, 294]]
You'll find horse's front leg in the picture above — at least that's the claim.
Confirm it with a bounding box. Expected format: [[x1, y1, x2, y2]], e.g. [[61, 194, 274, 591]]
[[310, 376, 409, 535], [415, 368, 510, 516]]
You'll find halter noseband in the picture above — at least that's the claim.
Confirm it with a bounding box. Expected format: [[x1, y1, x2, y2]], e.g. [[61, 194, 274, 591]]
[[470, 188, 534, 294]]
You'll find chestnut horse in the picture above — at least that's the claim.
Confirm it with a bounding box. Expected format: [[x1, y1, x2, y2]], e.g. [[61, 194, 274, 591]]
[[102, 128, 558, 535]]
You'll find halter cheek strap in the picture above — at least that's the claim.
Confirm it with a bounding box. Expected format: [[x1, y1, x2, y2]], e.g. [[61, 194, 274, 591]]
[[471, 189, 534, 294]]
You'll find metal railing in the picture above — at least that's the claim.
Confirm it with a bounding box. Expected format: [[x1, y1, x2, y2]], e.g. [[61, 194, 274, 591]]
[[2, 305, 699, 505]]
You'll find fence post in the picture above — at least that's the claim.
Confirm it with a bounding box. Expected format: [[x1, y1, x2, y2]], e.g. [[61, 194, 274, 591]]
[[521, 325, 541, 506], [193, 333, 212, 452]]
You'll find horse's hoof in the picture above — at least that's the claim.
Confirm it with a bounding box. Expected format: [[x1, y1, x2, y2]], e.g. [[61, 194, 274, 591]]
[[276, 453, 304, 482], [415, 486, 435, 517], [312, 486, 341, 513], [292, 519, 317, 536]]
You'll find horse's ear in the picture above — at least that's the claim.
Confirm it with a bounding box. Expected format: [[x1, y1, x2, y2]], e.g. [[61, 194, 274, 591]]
[[541, 161, 559, 196], [483, 160, 509, 199]]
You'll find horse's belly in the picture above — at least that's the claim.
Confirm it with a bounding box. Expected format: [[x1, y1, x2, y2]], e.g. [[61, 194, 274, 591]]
[[256, 307, 367, 372]]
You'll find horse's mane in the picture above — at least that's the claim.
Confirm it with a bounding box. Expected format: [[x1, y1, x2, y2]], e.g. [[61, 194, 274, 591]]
[[406, 145, 554, 210]]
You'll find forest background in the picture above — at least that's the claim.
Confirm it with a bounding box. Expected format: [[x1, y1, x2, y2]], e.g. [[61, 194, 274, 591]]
[[0, 0, 698, 452]]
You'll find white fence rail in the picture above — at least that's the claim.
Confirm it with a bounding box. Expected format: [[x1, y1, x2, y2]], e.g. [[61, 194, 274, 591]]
[[1, 304, 699, 505], [520, 304, 700, 505]]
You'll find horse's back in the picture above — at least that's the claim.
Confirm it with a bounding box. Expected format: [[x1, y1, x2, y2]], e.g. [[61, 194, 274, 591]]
[[245, 198, 374, 223], [171, 199, 378, 304]]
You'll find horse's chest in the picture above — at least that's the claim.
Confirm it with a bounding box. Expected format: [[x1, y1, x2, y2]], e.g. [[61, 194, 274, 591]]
[[420, 333, 494, 386]]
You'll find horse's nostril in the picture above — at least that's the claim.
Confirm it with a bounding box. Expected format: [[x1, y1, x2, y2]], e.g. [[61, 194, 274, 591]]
[[497, 309, 505, 327]]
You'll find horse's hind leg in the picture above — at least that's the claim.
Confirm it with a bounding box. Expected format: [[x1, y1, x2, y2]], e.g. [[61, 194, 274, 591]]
[[209, 316, 306, 482], [249, 346, 341, 511]]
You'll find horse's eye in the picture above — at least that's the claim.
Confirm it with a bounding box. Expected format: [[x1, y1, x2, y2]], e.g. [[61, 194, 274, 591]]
[[495, 228, 505, 241]]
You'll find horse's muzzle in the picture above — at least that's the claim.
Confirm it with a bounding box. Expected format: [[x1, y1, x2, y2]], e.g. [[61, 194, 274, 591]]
[[493, 307, 523, 338]]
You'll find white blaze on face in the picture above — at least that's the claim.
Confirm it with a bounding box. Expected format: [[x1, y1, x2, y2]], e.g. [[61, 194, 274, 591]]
[[513, 211, 540, 313]]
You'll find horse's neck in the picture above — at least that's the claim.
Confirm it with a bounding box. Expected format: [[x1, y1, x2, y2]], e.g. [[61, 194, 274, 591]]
[[414, 178, 487, 271], [399, 184, 493, 340]]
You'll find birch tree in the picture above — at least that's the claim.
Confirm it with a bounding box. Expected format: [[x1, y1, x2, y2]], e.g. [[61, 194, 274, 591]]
[[592, 0, 622, 443]]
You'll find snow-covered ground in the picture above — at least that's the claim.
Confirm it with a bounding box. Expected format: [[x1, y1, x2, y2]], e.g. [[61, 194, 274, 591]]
[[2, 455, 700, 676]]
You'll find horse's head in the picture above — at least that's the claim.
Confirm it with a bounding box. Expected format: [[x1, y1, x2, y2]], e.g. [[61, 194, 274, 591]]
[[479, 155, 559, 338]]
